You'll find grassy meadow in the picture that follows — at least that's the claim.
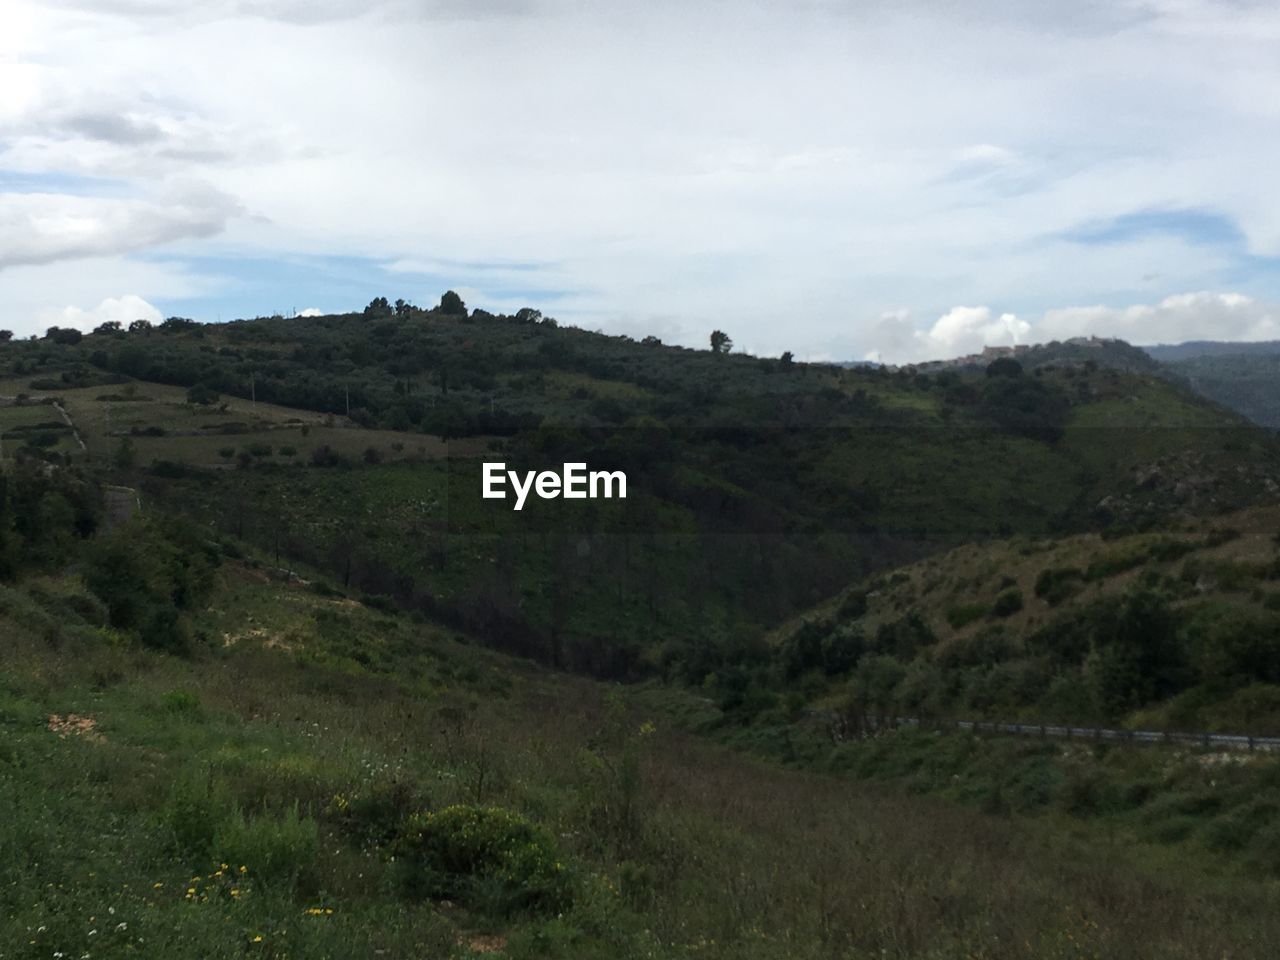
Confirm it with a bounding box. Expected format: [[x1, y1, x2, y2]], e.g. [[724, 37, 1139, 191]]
[[3, 558, 1278, 959]]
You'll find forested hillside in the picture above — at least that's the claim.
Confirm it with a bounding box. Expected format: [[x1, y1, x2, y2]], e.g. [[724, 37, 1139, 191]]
[[4, 306, 1280, 957], [5, 303, 1279, 680], [1162, 353, 1280, 430]]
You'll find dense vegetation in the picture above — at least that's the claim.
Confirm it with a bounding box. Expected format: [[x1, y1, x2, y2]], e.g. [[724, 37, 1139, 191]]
[[5, 306, 1276, 682], [3, 305, 1280, 957], [1164, 352, 1280, 430]]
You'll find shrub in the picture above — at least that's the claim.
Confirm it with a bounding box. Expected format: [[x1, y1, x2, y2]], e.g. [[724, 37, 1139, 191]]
[[838, 589, 869, 620], [873, 612, 936, 660], [310, 445, 344, 467], [822, 624, 865, 676], [162, 774, 235, 860], [781, 620, 827, 680], [187, 383, 220, 405], [393, 805, 573, 917], [946, 602, 989, 629], [159, 688, 203, 717], [991, 588, 1024, 618], [215, 804, 320, 884], [1034, 567, 1084, 605], [246, 442, 273, 458], [326, 779, 425, 847]]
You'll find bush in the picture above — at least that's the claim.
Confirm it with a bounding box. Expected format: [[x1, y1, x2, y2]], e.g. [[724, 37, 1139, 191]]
[[991, 588, 1024, 617], [187, 383, 220, 405], [326, 779, 425, 847], [310, 445, 344, 467], [946, 602, 989, 629], [1034, 567, 1084, 605], [393, 805, 573, 917], [162, 774, 234, 860], [215, 804, 320, 884], [159, 688, 203, 717]]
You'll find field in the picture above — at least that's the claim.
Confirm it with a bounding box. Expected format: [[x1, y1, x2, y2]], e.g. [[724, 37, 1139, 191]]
[[3, 558, 1278, 959], [0, 374, 489, 468]]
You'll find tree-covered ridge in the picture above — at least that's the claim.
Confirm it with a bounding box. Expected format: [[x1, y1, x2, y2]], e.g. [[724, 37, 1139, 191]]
[[4, 303, 1280, 682], [1164, 352, 1280, 430]]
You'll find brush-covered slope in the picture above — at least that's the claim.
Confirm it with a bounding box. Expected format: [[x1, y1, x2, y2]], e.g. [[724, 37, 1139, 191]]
[[3, 470, 1280, 958], [769, 505, 1280, 734], [5, 309, 1280, 680], [1162, 351, 1280, 430]]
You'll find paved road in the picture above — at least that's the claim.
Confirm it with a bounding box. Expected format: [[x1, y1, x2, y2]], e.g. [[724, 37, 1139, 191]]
[[821, 714, 1280, 753]]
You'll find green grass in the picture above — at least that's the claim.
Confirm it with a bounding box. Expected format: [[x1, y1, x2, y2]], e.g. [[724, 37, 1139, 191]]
[[5, 565, 1280, 958]]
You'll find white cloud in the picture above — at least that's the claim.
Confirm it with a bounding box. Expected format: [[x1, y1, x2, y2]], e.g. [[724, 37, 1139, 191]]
[[298, 306, 322, 317], [0, 184, 239, 269], [38, 293, 162, 333], [0, 256, 216, 336], [865, 305, 1031, 364], [859, 291, 1280, 365], [1039, 291, 1280, 345], [2, 0, 1280, 353]]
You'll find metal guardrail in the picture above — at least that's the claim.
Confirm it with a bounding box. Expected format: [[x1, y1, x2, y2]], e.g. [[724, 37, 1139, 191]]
[[821, 714, 1280, 752]]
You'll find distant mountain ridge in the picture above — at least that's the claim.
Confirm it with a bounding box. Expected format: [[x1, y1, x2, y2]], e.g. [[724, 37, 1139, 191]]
[[855, 336, 1280, 431], [1143, 340, 1280, 362], [887, 336, 1161, 374]]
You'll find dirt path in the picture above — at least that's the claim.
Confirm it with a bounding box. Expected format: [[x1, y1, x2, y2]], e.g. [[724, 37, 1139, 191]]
[[52, 402, 87, 451]]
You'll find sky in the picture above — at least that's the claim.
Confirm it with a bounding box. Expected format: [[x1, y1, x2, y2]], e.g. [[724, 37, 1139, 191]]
[[2, 0, 1280, 363]]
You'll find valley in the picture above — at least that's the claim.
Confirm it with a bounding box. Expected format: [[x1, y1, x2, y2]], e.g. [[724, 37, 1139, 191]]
[[2, 307, 1279, 958]]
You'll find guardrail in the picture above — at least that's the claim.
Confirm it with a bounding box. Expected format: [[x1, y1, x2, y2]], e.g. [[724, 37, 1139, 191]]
[[818, 714, 1280, 752]]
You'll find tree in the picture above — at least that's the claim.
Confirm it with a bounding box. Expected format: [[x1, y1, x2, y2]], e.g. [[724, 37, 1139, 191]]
[[439, 290, 468, 316], [980, 375, 1069, 443], [394, 298, 414, 317], [710, 330, 733, 354], [45, 326, 83, 345], [985, 356, 1022, 378], [114, 437, 136, 469], [364, 297, 393, 318], [186, 383, 220, 406], [515, 307, 542, 324], [0, 330, 12, 342], [780, 351, 794, 366], [128, 319, 152, 334], [94, 321, 123, 336]]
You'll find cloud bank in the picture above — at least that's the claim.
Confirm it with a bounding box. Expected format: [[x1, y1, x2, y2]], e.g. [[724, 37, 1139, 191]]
[[864, 292, 1280, 365], [2, 0, 1280, 357]]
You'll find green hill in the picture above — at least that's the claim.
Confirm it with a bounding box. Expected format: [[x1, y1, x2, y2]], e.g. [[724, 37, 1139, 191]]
[[5, 309, 1280, 957], [1, 481, 1278, 958], [6, 309, 1278, 681], [1161, 352, 1280, 430]]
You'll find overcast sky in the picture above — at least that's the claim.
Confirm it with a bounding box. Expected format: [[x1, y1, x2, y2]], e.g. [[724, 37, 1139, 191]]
[[2, 0, 1279, 361]]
